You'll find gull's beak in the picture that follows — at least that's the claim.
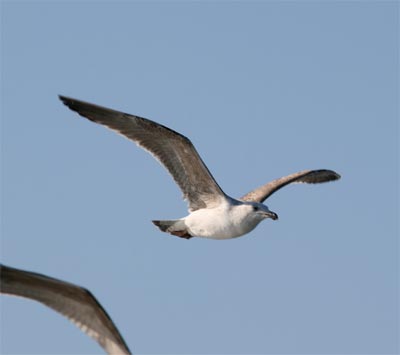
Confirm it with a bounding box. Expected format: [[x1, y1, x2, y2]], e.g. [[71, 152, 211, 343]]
[[266, 211, 279, 220]]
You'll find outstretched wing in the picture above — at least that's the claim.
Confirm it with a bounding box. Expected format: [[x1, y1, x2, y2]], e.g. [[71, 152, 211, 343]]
[[59, 96, 226, 212], [0, 264, 131, 355], [240, 169, 340, 203]]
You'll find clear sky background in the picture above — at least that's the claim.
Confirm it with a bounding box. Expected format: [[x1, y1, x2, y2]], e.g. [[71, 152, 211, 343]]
[[1, 1, 398, 354]]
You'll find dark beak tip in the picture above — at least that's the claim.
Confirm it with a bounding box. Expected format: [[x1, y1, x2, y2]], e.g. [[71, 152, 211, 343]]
[[272, 213, 279, 221]]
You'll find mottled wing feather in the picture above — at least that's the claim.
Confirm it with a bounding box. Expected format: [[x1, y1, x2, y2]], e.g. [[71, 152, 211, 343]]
[[59, 96, 226, 212], [240, 169, 341, 203], [0, 264, 131, 355]]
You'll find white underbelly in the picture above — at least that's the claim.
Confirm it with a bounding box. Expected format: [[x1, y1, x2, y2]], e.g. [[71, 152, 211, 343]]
[[184, 207, 257, 240], [190, 223, 247, 240]]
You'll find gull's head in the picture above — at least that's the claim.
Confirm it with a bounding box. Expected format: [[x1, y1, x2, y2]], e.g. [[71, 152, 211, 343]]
[[247, 202, 278, 221], [230, 201, 278, 236]]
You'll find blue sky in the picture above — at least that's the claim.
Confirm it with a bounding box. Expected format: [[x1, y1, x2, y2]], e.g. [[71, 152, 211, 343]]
[[1, 1, 398, 354]]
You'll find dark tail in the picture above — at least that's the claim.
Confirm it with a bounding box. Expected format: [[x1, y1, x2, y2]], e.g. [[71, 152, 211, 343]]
[[152, 220, 193, 239], [152, 220, 176, 232]]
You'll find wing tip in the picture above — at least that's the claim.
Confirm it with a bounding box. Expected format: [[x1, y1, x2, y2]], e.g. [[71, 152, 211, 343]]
[[58, 95, 75, 109], [325, 169, 341, 181], [58, 95, 99, 121]]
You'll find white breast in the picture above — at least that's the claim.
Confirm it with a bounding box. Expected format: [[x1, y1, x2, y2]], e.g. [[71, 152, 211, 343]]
[[184, 202, 261, 240]]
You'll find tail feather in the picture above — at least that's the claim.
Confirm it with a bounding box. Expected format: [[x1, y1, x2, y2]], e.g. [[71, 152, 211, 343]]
[[152, 220, 193, 239], [152, 220, 176, 232]]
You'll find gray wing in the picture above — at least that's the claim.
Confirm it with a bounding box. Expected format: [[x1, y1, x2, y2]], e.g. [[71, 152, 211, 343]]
[[240, 169, 341, 203], [59, 96, 226, 212], [0, 264, 131, 355]]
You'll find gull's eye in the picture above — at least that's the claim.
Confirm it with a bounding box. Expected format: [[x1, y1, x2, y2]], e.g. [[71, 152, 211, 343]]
[[253, 206, 259, 211]]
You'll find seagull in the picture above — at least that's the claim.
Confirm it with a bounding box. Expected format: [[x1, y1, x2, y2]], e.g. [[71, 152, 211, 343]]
[[59, 96, 340, 240], [0, 264, 131, 355]]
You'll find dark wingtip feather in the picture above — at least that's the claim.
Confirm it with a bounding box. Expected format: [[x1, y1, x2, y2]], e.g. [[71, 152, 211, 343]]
[[333, 171, 341, 180], [304, 169, 341, 184], [323, 169, 341, 181], [58, 94, 69, 104], [59, 95, 78, 111]]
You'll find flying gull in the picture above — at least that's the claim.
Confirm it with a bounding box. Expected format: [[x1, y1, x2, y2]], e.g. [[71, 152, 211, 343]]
[[59, 96, 340, 240], [0, 264, 131, 355]]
